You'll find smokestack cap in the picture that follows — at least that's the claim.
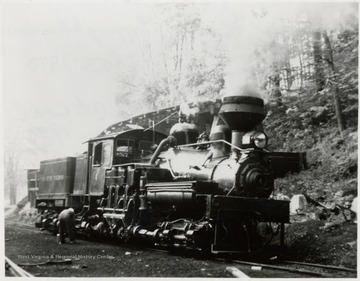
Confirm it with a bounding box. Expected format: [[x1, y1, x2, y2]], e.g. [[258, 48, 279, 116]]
[[219, 95, 266, 132]]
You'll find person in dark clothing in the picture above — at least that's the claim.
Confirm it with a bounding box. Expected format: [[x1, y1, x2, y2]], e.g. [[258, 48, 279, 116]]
[[58, 208, 76, 244]]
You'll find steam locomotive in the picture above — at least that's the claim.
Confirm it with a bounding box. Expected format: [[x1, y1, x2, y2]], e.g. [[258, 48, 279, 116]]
[[34, 94, 306, 253]]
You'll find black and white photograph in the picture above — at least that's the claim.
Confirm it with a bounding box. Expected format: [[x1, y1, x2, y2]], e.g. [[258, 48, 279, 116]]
[[2, 1, 358, 278]]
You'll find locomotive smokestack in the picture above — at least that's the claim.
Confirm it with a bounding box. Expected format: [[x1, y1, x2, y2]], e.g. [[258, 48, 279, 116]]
[[218, 86, 266, 154], [218, 95, 265, 132]]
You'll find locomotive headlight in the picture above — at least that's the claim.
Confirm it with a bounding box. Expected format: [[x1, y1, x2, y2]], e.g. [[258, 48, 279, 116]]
[[242, 131, 268, 149], [253, 132, 267, 149]]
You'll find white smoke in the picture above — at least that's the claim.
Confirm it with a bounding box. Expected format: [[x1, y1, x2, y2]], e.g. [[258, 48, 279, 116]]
[[202, 2, 358, 99], [219, 83, 263, 99]]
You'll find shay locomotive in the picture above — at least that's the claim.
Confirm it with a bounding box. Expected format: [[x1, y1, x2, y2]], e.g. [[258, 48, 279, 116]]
[[34, 94, 306, 253]]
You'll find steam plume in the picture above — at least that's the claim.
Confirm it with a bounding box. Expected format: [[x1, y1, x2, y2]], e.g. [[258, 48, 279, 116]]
[[202, 2, 358, 100]]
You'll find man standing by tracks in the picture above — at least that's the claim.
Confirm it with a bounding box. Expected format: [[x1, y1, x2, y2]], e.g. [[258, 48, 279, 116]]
[[58, 208, 76, 244]]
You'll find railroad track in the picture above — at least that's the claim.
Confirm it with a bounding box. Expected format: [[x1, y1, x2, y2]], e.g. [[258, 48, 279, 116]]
[[221, 258, 357, 278], [5, 222, 38, 232], [5, 256, 34, 277], [137, 246, 357, 278], [5, 223, 357, 278], [279, 260, 357, 278], [281, 260, 357, 273]]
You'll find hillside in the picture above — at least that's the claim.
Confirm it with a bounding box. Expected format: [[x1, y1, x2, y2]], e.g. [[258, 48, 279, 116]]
[[265, 89, 357, 201], [263, 88, 357, 268]]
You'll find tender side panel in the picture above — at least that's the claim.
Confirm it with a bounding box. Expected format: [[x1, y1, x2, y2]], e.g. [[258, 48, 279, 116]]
[[27, 169, 39, 207], [38, 157, 76, 196]]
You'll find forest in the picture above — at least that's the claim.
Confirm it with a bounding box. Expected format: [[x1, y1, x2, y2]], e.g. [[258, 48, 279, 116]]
[[4, 3, 358, 207], [114, 3, 358, 199], [3, 2, 358, 267], [113, 3, 358, 265]]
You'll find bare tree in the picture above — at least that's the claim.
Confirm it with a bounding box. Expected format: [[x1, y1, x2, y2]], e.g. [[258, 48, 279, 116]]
[[4, 153, 19, 205], [312, 31, 326, 92], [322, 31, 345, 137]]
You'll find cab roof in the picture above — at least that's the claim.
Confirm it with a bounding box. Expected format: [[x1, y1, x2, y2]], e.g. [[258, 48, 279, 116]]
[[86, 128, 167, 143]]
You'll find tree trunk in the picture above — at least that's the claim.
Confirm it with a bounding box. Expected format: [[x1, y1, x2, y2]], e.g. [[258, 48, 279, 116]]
[[298, 53, 303, 89], [322, 31, 345, 137], [10, 183, 16, 205], [305, 32, 313, 80], [272, 65, 283, 106], [5, 155, 18, 205], [284, 46, 292, 91], [298, 40, 304, 89], [312, 31, 326, 92]]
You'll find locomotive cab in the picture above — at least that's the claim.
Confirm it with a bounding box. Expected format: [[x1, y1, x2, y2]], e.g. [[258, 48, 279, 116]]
[[89, 129, 167, 167], [87, 129, 168, 195]]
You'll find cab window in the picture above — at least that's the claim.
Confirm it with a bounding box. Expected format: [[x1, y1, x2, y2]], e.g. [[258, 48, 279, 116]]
[[93, 142, 112, 166], [94, 143, 103, 165], [102, 143, 112, 167], [116, 139, 134, 158]]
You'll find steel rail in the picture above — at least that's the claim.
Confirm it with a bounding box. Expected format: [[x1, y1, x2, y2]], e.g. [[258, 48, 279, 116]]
[[216, 258, 328, 277], [6, 222, 355, 277], [5, 256, 34, 277], [281, 260, 357, 273], [5, 223, 38, 232]]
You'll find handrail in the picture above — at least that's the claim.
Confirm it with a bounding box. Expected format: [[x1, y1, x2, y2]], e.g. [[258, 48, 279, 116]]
[[178, 140, 254, 153]]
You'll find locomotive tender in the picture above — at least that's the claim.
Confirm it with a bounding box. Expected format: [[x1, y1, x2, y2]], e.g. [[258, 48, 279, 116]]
[[35, 94, 306, 253]]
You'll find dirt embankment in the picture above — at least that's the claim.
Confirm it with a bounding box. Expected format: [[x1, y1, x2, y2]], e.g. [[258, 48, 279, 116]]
[[284, 219, 356, 268]]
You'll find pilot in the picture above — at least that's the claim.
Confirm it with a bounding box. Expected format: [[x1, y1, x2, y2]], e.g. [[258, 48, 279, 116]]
[[58, 208, 76, 244]]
